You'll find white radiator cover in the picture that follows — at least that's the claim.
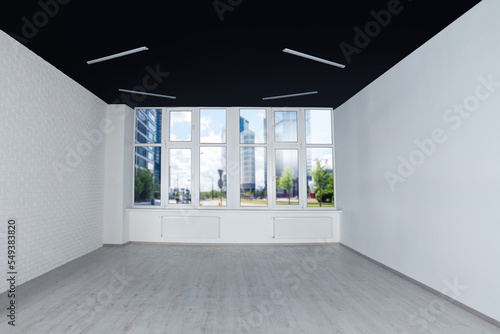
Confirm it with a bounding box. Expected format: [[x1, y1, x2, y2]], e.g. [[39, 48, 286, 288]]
[[162, 216, 220, 238], [273, 217, 333, 239], [129, 210, 340, 244]]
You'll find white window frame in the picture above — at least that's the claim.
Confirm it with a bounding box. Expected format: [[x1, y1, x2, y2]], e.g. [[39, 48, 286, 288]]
[[132, 107, 165, 207], [132, 107, 336, 210], [303, 108, 336, 210]]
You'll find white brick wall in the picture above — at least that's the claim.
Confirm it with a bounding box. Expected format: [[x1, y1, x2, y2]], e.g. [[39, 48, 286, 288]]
[[0, 30, 107, 292]]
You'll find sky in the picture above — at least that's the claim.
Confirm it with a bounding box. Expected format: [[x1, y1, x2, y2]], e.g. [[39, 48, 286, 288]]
[[166, 108, 333, 193]]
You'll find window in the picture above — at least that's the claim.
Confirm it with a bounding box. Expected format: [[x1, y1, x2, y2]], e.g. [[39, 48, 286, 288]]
[[133, 107, 335, 209], [306, 109, 332, 144], [275, 149, 299, 205], [240, 109, 267, 144], [240, 147, 267, 207], [305, 109, 334, 207], [239, 109, 267, 206], [306, 148, 334, 207], [134, 109, 162, 206], [169, 149, 191, 204], [170, 111, 192, 142], [200, 147, 226, 206], [200, 108, 226, 143], [274, 111, 297, 142]]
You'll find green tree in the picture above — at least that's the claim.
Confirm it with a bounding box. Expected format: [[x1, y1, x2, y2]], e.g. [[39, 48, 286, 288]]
[[277, 166, 295, 204], [134, 169, 154, 202], [310, 159, 330, 207], [324, 173, 334, 204]]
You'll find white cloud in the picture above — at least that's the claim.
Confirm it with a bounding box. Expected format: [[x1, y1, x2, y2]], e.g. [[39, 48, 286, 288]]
[[170, 111, 191, 127]]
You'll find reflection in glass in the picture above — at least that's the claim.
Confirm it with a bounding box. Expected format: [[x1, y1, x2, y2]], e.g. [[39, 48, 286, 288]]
[[136, 109, 162, 144], [306, 148, 334, 207], [134, 147, 161, 206], [240, 109, 267, 144], [306, 109, 332, 144], [200, 109, 226, 143], [274, 111, 297, 142], [170, 111, 192, 142], [275, 150, 299, 205], [200, 147, 227, 206], [169, 149, 191, 204], [240, 147, 267, 206]]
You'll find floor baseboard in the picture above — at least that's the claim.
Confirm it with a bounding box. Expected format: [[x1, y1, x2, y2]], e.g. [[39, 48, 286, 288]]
[[103, 242, 131, 247], [340, 243, 500, 329]]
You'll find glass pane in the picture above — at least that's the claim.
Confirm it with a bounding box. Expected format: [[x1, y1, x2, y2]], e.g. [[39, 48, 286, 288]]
[[134, 147, 161, 206], [169, 149, 192, 204], [275, 150, 299, 205], [200, 147, 227, 206], [136, 133, 148, 144], [200, 108, 226, 143], [137, 109, 147, 122], [240, 147, 267, 207], [170, 111, 192, 142], [274, 111, 297, 142], [137, 121, 147, 136], [240, 109, 267, 144], [307, 148, 334, 207], [136, 109, 162, 144], [306, 109, 332, 144]]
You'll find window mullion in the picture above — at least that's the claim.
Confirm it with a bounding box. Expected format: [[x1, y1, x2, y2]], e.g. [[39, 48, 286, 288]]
[[227, 107, 239, 210], [298, 108, 307, 209], [193, 108, 200, 208], [268, 109, 276, 209], [161, 107, 168, 208]]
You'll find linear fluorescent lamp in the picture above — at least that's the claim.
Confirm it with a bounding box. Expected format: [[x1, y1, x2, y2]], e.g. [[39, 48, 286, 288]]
[[262, 91, 318, 101], [118, 89, 177, 100], [283, 48, 345, 69], [87, 47, 149, 64]]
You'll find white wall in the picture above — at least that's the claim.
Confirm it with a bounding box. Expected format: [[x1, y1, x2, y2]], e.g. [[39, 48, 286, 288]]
[[335, 0, 500, 322], [0, 31, 107, 293], [129, 209, 340, 244], [103, 104, 134, 244]]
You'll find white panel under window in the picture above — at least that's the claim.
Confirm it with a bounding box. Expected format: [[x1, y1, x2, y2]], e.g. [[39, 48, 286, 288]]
[[273, 217, 333, 239], [162, 216, 220, 238]]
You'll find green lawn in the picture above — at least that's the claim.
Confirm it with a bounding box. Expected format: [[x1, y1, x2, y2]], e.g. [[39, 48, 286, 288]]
[[306, 200, 335, 207], [239, 199, 334, 207], [240, 199, 268, 205]]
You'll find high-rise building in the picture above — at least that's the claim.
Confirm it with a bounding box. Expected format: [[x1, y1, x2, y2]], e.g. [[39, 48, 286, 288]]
[[240, 116, 256, 193], [135, 109, 162, 186]]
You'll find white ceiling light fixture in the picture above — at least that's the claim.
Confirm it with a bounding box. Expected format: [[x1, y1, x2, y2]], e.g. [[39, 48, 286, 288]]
[[262, 91, 318, 101], [119, 89, 177, 100], [283, 48, 345, 69], [87, 47, 149, 64]]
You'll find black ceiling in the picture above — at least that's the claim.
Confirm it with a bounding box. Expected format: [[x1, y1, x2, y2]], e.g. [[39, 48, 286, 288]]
[[1, 0, 481, 108]]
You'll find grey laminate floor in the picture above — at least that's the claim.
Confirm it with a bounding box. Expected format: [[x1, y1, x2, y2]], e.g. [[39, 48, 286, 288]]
[[1, 244, 499, 334]]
